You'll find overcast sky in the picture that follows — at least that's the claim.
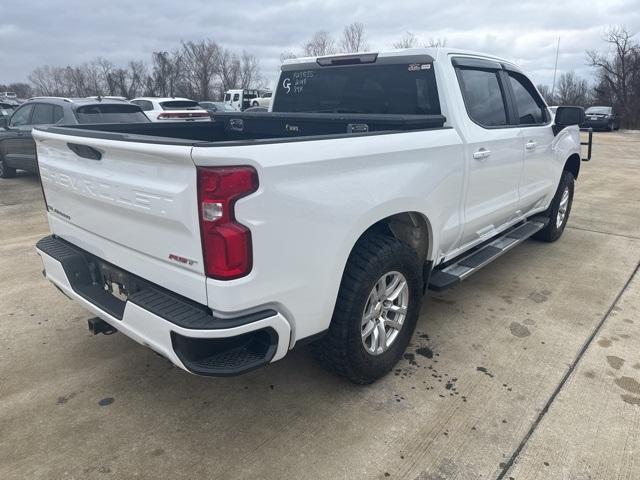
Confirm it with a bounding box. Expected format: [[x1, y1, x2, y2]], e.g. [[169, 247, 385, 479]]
[[1, 0, 639, 88]]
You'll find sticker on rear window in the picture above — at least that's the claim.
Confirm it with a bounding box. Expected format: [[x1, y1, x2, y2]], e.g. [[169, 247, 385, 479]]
[[408, 63, 431, 71]]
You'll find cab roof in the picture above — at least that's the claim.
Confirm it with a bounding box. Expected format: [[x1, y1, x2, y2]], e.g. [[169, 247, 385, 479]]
[[281, 47, 520, 72]]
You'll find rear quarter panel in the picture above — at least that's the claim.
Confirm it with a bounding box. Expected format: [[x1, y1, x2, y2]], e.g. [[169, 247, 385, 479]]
[[191, 129, 465, 344]]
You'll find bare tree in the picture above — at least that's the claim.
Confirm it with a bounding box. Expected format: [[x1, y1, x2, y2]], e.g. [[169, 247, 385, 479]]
[[536, 83, 554, 105], [340, 22, 368, 53], [151, 50, 183, 97], [4, 82, 32, 98], [554, 71, 591, 106], [280, 51, 297, 62], [393, 31, 419, 49], [239, 51, 261, 89], [181, 39, 220, 100], [587, 25, 640, 127], [303, 31, 337, 57], [217, 48, 241, 97], [28, 66, 58, 96], [425, 37, 447, 48]]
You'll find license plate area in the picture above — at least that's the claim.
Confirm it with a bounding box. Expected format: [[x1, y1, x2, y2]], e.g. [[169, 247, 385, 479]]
[[96, 261, 143, 303]]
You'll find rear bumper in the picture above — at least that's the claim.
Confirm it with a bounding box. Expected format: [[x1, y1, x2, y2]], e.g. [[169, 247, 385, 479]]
[[582, 119, 610, 129], [36, 235, 291, 376]]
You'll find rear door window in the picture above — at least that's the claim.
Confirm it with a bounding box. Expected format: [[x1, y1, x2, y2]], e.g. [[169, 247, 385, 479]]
[[160, 100, 201, 110], [508, 72, 547, 125], [457, 68, 508, 127], [31, 104, 56, 124], [74, 104, 150, 124], [273, 63, 440, 115], [52, 105, 64, 123]]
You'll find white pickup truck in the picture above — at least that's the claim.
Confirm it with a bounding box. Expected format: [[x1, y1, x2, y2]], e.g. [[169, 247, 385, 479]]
[[34, 48, 589, 384]]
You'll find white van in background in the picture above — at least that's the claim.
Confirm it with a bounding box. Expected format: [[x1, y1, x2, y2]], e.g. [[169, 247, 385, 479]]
[[223, 89, 264, 111]]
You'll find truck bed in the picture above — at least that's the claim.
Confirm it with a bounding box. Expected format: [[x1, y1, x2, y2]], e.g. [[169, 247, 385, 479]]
[[39, 112, 447, 145]]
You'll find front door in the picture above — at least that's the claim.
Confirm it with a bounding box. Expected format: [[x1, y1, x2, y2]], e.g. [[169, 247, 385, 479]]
[[505, 71, 557, 214], [3, 103, 36, 171]]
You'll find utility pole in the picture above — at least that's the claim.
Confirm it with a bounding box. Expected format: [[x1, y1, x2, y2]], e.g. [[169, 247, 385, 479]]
[[551, 37, 560, 102]]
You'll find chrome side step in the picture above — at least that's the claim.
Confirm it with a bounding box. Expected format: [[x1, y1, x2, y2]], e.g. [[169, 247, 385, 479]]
[[428, 218, 548, 291]]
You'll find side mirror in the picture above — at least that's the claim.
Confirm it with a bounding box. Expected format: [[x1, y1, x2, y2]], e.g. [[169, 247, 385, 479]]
[[553, 106, 585, 135], [554, 106, 585, 127]]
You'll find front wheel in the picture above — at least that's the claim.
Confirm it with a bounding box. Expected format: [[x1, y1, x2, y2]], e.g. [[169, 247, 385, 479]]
[[533, 170, 574, 242], [0, 157, 16, 179], [310, 234, 423, 384], [252, 101, 259, 107]]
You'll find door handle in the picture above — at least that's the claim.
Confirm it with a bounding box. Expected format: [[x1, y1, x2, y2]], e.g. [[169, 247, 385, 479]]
[[473, 148, 491, 160], [525, 141, 537, 150]]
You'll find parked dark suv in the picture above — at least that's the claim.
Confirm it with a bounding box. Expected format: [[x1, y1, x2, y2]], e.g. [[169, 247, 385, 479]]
[[0, 97, 149, 178], [582, 106, 620, 131]]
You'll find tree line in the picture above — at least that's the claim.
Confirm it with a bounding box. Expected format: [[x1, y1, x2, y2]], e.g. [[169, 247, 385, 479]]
[[1, 40, 262, 101], [1, 24, 638, 127], [536, 27, 640, 128]]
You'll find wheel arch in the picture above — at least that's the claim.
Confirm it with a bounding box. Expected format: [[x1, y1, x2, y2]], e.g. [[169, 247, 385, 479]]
[[347, 211, 434, 283], [564, 153, 581, 180]]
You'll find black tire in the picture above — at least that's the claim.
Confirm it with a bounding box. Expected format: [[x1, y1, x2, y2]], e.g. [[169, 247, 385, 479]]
[[609, 121, 615, 132], [532, 170, 574, 242], [0, 156, 16, 179], [310, 234, 423, 384]]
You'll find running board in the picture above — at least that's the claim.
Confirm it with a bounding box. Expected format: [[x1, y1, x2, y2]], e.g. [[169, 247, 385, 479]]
[[428, 218, 548, 291]]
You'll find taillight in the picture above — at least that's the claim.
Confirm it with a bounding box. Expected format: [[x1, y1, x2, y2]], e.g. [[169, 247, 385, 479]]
[[197, 166, 258, 280], [158, 111, 210, 119]]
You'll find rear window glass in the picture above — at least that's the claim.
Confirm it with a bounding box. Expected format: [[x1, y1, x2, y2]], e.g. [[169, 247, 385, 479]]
[[457, 68, 508, 127], [160, 100, 201, 110], [74, 104, 149, 124], [273, 63, 440, 115], [585, 106, 611, 114]]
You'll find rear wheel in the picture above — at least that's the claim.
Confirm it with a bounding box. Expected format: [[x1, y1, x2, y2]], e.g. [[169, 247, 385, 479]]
[[252, 101, 259, 107], [310, 234, 423, 384], [0, 157, 16, 178], [532, 170, 574, 242]]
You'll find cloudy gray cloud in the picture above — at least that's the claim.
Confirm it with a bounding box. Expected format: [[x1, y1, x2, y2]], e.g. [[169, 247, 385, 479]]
[[1, 0, 639, 88]]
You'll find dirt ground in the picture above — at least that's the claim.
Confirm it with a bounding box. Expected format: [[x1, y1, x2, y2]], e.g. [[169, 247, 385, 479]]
[[1, 130, 639, 479]]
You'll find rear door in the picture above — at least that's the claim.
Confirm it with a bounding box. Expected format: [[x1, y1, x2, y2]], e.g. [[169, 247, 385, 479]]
[[453, 58, 523, 249], [34, 128, 207, 303], [504, 70, 556, 214]]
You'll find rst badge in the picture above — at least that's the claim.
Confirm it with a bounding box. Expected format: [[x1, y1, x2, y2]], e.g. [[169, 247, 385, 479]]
[[169, 254, 198, 266]]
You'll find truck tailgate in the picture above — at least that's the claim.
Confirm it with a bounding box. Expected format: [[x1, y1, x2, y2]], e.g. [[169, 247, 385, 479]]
[[34, 128, 207, 304]]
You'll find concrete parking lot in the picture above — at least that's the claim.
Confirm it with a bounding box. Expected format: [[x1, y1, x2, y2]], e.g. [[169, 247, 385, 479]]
[[1, 130, 639, 480]]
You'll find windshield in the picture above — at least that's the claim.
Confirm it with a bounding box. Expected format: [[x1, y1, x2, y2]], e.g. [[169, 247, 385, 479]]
[[586, 106, 612, 114], [74, 104, 149, 124], [160, 100, 202, 110], [273, 63, 441, 115]]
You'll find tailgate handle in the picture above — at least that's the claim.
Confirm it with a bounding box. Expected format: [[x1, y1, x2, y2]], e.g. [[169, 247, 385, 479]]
[[67, 143, 102, 161]]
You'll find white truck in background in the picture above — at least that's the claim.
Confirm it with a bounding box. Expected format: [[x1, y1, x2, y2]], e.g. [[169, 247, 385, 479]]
[[33, 48, 589, 383]]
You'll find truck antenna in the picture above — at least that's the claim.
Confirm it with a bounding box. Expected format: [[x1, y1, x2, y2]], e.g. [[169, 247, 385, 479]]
[[551, 37, 560, 102]]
